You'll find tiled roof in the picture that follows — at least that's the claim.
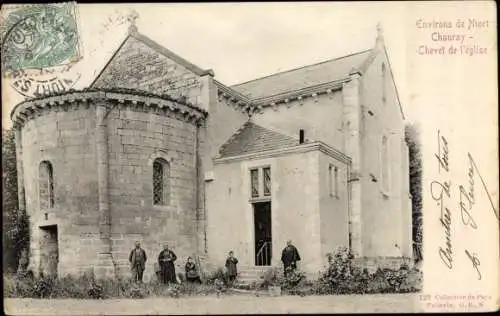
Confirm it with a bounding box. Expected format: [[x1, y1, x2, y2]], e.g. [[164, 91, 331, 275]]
[[218, 121, 299, 158], [230, 49, 373, 99]]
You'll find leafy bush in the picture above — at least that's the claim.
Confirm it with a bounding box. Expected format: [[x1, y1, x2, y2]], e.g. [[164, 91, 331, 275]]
[[33, 274, 54, 298], [204, 266, 229, 285], [258, 267, 306, 290], [2, 128, 31, 273], [312, 247, 422, 295], [405, 123, 423, 262]]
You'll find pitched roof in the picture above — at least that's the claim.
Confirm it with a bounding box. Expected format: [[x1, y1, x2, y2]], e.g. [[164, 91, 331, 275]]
[[230, 49, 373, 99], [218, 121, 299, 158], [90, 31, 213, 88], [130, 32, 214, 76]]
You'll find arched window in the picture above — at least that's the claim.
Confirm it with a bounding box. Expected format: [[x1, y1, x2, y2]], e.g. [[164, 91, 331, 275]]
[[381, 63, 387, 103], [39, 161, 54, 209], [153, 158, 170, 205], [381, 135, 390, 193]]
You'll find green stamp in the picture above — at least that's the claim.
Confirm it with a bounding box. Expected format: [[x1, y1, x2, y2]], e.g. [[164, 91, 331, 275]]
[[1, 3, 81, 73]]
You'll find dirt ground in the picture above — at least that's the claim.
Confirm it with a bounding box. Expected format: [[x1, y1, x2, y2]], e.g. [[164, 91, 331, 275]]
[[5, 293, 420, 315]]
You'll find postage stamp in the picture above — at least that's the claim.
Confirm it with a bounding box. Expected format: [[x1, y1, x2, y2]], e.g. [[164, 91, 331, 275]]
[[1, 2, 82, 74], [1, 2, 82, 98]]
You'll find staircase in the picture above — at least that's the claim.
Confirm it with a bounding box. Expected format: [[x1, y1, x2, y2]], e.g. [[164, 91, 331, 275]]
[[235, 266, 275, 286], [195, 253, 281, 287]]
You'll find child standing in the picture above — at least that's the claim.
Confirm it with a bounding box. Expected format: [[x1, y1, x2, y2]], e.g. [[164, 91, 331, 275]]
[[225, 250, 238, 286]]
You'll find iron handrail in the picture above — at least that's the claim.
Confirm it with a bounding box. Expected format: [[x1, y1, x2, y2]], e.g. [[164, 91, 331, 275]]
[[256, 241, 272, 266]]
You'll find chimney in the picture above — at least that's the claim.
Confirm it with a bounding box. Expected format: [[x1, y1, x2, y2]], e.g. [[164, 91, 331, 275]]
[[299, 129, 305, 144]]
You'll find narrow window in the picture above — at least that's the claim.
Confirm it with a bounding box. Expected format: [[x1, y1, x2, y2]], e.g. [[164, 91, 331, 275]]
[[39, 161, 54, 209], [381, 135, 390, 192], [329, 164, 339, 198], [263, 167, 271, 196], [334, 166, 339, 198], [328, 165, 333, 196], [153, 158, 170, 205], [250, 169, 259, 198], [381, 63, 387, 103]]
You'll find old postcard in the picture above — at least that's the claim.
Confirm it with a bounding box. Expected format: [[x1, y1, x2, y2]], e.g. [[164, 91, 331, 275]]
[[2, 1, 498, 314]]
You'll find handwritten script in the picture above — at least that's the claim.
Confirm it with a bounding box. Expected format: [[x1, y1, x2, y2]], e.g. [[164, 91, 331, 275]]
[[430, 130, 498, 280], [432, 130, 453, 268], [460, 152, 498, 280]]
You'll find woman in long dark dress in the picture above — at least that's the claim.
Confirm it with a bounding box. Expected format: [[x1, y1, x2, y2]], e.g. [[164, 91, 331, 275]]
[[158, 244, 177, 284]]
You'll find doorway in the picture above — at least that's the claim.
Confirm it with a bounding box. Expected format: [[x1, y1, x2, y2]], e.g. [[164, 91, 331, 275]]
[[39, 225, 59, 278], [253, 202, 272, 266]]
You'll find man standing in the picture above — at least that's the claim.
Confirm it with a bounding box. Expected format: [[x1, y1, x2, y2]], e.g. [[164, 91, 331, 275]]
[[129, 241, 147, 283], [281, 240, 301, 277], [158, 243, 177, 284]]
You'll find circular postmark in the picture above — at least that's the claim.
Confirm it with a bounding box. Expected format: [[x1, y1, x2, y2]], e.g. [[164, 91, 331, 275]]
[[9, 68, 81, 98], [1, 3, 82, 74]]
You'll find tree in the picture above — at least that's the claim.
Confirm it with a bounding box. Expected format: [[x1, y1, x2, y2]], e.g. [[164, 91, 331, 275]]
[[2, 128, 30, 272], [405, 123, 423, 262]]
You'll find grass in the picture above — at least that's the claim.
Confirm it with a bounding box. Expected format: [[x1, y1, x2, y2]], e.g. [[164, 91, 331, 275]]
[[3, 273, 222, 299]]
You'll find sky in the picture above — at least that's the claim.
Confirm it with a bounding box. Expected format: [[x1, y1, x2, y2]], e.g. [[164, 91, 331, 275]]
[[1, 2, 411, 127]]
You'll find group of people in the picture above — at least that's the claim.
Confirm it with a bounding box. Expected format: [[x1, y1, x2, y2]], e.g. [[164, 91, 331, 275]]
[[128, 242, 240, 284], [128, 240, 301, 284], [129, 242, 202, 284]]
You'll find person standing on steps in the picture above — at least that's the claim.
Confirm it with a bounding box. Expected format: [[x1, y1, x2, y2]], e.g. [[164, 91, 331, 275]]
[[129, 241, 147, 283], [281, 240, 301, 277], [225, 250, 239, 286]]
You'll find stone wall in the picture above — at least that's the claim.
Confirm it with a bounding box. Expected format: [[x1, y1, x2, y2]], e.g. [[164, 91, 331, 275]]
[[105, 104, 200, 280], [208, 149, 323, 274], [20, 101, 100, 277], [252, 91, 345, 151], [354, 256, 414, 274], [15, 92, 206, 280], [318, 151, 350, 261], [359, 47, 411, 258], [207, 96, 249, 162]]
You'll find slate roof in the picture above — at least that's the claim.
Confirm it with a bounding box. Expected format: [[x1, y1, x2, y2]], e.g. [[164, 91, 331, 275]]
[[218, 121, 299, 158], [230, 49, 373, 99]]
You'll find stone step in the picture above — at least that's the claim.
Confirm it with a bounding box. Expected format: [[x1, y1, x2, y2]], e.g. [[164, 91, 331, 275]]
[[239, 266, 275, 271], [237, 276, 264, 282], [233, 266, 280, 284], [238, 271, 265, 278]]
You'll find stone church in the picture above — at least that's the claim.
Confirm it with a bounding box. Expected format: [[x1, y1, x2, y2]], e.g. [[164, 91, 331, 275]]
[[11, 23, 412, 280]]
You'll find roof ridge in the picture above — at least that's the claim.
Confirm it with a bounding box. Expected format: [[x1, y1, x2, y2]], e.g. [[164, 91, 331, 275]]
[[90, 34, 132, 87], [131, 32, 214, 76], [217, 120, 253, 155], [230, 48, 373, 88], [217, 120, 300, 159], [255, 123, 300, 141]]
